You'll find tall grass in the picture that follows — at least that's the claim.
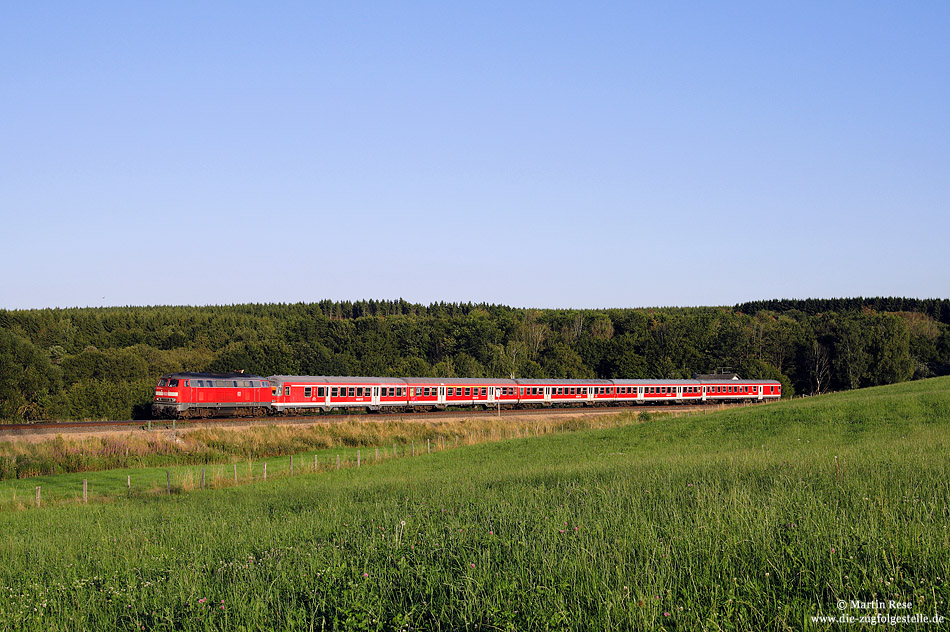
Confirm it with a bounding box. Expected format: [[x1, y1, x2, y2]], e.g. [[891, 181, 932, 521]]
[[0, 411, 641, 481], [0, 378, 948, 630]]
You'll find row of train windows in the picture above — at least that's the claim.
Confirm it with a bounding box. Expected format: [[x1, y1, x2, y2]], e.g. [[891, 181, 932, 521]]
[[161, 379, 265, 388], [709, 385, 753, 394]]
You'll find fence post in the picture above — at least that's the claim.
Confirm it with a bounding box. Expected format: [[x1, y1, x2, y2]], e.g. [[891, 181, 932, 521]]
[[233, 463, 237, 484], [337, 455, 340, 470], [83, 479, 87, 504], [290, 455, 294, 476], [127, 475, 131, 493], [166, 470, 170, 494], [36, 486, 40, 507], [375, 447, 379, 462], [427, 439, 431, 454], [201, 467, 206, 489], [357, 449, 361, 467], [263, 462, 267, 480], [393, 443, 397, 457], [314, 454, 318, 471]]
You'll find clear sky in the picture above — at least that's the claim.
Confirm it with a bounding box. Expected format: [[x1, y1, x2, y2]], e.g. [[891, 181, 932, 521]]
[[2, 2, 947, 310]]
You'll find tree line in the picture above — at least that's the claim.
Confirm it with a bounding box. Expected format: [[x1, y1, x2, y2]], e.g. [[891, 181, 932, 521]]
[[0, 298, 947, 421]]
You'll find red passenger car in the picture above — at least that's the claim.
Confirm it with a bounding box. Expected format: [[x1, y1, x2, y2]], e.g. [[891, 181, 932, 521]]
[[269, 376, 409, 413]]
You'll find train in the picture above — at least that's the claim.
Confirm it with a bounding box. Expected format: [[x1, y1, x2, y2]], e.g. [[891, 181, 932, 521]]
[[152, 372, 782, 419]]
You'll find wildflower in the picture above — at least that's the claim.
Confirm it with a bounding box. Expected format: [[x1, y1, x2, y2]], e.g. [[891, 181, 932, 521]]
[[363, 573, 369, 577], [470, 563, 475, 568], [664, 612, 670, 617], [831, 548, 836, 554]]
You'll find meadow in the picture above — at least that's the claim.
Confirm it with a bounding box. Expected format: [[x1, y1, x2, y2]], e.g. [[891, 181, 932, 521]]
[[1, 378, 949, 630]]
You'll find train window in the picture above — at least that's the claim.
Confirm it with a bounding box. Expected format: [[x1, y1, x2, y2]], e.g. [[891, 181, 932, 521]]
[[283, 385, 290, 396], [348, 388, 355, 397], [463, 388, 469, 396], [305, 387, 312, 398], [169, 379, 179, 387], [158, 378, 168, 387], [481, 388, 486, 396], [331, 388, 339, 397], [423, 387, 429, 396], [318, 387, 325, 397], [447, 387, 453, 396]]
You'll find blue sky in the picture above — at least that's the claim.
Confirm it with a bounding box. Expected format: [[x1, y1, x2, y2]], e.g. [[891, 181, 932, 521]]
[[2, 2, 947, 309]]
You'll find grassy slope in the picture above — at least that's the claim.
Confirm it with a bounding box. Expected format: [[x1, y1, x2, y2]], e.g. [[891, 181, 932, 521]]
[[1, 378, 949, 631]]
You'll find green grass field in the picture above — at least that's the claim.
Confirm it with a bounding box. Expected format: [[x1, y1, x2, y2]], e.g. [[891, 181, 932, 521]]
[[1, 378, 949, 630]]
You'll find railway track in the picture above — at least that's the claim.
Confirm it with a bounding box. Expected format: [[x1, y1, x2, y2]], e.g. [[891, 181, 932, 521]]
[[0, 401, 760, 436]]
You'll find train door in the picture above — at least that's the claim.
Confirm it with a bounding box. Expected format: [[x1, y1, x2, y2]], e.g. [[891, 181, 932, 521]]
[[676, 386, 682, 400], [488, 387, 496, 404], [439, 386, 446, 405], [372, 387, 380, 406], [757, 385, 763, 400]]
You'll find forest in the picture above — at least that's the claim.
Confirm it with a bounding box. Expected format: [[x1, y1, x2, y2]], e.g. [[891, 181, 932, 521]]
[[1, 297, 948, 421]]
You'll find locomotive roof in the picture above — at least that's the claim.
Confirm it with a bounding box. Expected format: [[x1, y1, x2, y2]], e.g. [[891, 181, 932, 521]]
[[162, 372, 264, 380]]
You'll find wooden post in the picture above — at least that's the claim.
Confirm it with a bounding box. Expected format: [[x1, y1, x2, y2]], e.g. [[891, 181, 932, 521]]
[[233, 463, 237, 484], [393, 443, 397, 457], [357, 449, 361, 467], [263, 462, 267, 480], [375, 447, 379, 462], [201, 467, 205, 489], [412, 442, 415, 456], [148, 419, 152, 431], [337, 455, 340, 470], [314, 454, 318, 471], [127, 475, 131, 493], [427, 438, 430, 454], [83, 479, 88, 504], [36, 486, 40, 507], [166, 470, 170, 494], [290, 455, 294, 476]]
